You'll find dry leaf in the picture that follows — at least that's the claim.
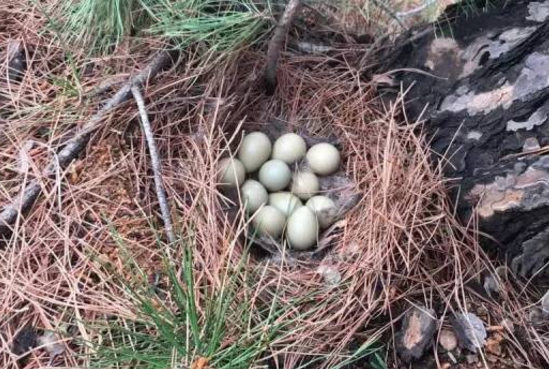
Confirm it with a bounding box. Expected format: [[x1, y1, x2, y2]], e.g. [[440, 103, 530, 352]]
[[372, 73, 397, 86], [191, 357, 209, 369]]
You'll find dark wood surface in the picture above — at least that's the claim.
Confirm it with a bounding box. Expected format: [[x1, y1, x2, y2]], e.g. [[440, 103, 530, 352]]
[[381, 0, 549, 277]]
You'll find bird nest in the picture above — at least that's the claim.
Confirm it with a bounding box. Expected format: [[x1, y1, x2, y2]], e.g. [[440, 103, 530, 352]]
[[1, 4, 547, 369]]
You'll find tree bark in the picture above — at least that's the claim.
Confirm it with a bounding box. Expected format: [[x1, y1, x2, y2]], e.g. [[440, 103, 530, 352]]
[[381, 0, 549, 276]]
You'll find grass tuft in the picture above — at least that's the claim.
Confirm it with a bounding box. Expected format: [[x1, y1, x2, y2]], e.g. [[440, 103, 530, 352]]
[[90, 230, 329, 369], [51, 0, 274, 55]]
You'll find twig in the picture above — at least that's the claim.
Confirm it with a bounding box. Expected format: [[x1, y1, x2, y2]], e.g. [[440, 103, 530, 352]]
[[130, 85, 176, 245], [0, 50, 177, 237], [264, 0, 301, 95], [86, 75, 127, 98]]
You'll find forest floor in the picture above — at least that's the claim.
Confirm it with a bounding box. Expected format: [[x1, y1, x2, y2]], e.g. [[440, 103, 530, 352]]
[[1, 1, 548, 368]]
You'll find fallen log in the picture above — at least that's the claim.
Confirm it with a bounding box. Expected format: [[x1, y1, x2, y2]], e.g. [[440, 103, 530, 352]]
[[381, 0, 549, 277]]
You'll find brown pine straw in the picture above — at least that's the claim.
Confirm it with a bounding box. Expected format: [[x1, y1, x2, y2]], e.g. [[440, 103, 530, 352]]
[[1, 3, 548, 369]]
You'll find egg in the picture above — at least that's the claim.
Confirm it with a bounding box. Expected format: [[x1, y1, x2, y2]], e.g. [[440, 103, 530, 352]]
[[269, 192, 303, 217], [286, 206, 318, 250], [272, 133, 307, 164], [252, 205, 286, 238], [218, 158, 245, 187], [306, 143, 340, 175], [238, 132, 272, 172], [241, 180, 268, 213], [306, 196, 337, 229], [291, 171, 319, 200], [258, 159, 291, 191]]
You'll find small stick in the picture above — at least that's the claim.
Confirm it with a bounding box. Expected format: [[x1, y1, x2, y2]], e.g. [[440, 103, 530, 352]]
[[86, 75, 127, 98], [0, 50, 177, 237], [130, 85, 176, 245], [264, 0, 301, 95]]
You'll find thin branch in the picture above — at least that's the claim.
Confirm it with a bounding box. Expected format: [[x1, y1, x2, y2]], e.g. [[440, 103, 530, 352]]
[[264, 0, 301, 95], [0, 50, 177, 237], [86, 75, 127, 98], [130, 85, 176, 245]]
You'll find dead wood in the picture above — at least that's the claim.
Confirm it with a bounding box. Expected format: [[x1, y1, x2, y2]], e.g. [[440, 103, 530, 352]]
[[395, 306, 437, 362], [380, 0, 549, 277], [0, 50, 178, 237], [7, 40, 26, 83], [131, 85, 176, 245], [264, 0, 301, 95], [451, 313, 487, 353]]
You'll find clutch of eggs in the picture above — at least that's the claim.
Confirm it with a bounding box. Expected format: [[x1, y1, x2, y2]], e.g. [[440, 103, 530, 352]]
[[218, 131, 341, 251]]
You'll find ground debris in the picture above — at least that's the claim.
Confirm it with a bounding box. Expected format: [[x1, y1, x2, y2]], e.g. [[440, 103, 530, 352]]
[[465, 354, 479, 365], [0, 50, 177, 237], [316, 264, 341, 287], [529, 289, 549, 324], [395, 305, 437, 362], [293, 41, 333, 54], [438, 329, 457, 352], [37, 331, 65, 357], [11, 326, 38, 364], [485, 332, 504, 356], [528, 307, 546, 324], [542, 289, 549, 317], [190, 357, 209, 369], [451, 313, 487, 353], [7, 40, 26, 83], [483, 266, 507, 297]]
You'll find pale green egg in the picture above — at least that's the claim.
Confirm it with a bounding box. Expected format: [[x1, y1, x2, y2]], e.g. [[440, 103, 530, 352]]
[[218, 158, 245, 187], [269, 192, 303, 217], [286, 206, 318, 250], [241, 179, 268, 213], [258, 159, 291, 191], [252, 205, 286, 238], [291, 171, 319, 200], [238, 132, 272, 173], [306, 143, 340, 175], [306, 195, 337, 229], [272, 133, 307, 164]]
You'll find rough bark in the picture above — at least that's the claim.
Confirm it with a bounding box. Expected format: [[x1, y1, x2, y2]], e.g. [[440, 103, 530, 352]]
[[381, 0, 549, 276]]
